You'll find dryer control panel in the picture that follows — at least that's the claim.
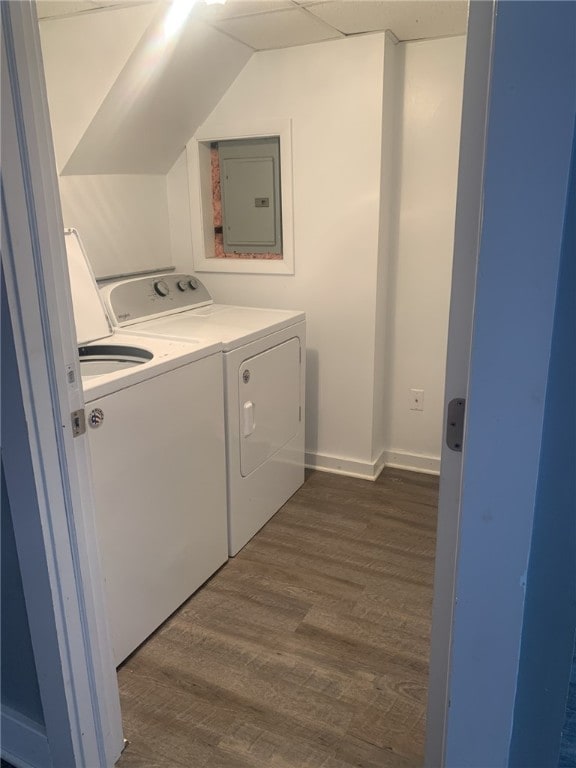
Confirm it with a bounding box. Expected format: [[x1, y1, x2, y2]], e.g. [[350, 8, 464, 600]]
[[101, 273, 213, 327]]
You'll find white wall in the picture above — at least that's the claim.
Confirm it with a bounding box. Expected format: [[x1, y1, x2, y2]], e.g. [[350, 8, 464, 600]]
[[179, 34, 465, 476], [41, 11, 466, 474], [40, 6, 172, 277], [184, 34, 394, 478], [58, 174, 171, 278], [40, 6, 251, 278], [372, 33, 402, 468], [384, 36, 466, 472]]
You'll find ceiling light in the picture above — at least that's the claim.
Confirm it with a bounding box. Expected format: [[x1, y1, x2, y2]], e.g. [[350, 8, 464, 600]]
[[164, 0, 196, 39]]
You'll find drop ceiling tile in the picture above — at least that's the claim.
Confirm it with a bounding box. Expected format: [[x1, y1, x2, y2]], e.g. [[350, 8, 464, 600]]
[[306, 1, 468, 41], [192, 0, 296, 22], [213, 6, 343, 49]]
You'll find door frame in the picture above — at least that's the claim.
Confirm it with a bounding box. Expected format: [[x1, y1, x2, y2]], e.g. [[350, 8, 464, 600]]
[[1, 2, 123, 766], [425, 2, 496, 764], [2, 1, 496, 765]]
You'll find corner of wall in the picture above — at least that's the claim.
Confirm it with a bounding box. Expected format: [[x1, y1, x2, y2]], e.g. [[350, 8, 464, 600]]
[[378, 36, 466, 469], [167, 149, 195, 273], [371, 29, 403, 464]]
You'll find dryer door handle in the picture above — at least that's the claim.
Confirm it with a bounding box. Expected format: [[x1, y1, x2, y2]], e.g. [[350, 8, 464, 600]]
[[242, 401, 255, 437]]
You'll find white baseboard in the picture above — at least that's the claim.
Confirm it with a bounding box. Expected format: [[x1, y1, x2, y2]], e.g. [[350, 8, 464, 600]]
[[382, 450, 441, 475], [1, 706, 51, 768], [305, 449, 391, 481], [305, 451, 384, 481], [305, 449, 440, 480]]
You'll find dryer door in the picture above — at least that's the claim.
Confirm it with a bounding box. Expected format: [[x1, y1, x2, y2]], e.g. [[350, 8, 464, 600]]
[[239, 337, 301, 477]]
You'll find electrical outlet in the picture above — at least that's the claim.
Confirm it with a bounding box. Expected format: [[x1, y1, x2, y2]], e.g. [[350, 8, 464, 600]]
[[410, 388, 424, 411]]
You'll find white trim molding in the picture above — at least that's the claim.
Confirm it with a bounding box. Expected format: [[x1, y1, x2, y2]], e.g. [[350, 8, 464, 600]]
[[383, 450, 441, 476], [305, 450, 386, 481], [306, 449, 440, 480], [187, 118, 295, 275]]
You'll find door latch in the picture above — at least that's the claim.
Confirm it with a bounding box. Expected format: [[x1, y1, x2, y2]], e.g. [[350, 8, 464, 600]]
[[446, 398, 466, 452], [71, 409, 86, 437]]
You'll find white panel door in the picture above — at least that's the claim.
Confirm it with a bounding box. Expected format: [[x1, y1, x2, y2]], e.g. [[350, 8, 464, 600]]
[[239, 337, 301, 477]]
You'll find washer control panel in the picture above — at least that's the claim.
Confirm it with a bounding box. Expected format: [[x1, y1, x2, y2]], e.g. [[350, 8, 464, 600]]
[[102, 273, 213, 327]]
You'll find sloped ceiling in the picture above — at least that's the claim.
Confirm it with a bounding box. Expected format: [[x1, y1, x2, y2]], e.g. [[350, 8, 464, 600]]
[[39, 2, 159, 171], [38, 0, 468, 175], [61, 9, 252, 174]]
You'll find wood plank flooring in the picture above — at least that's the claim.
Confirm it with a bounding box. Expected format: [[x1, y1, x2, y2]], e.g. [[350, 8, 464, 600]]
[[116, 468, 439, 768]]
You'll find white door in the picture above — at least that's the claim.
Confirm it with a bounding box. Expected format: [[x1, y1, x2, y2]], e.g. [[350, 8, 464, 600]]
[[425, 2, 496, 765], [239, 337, 301, 477]]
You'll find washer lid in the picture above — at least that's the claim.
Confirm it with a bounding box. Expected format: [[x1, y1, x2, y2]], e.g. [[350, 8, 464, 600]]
[[65, 229, 112, 344]]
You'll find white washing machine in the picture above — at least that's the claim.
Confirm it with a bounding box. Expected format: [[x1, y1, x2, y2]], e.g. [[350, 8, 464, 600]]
[[100, 272, 306, 556], [65, 231, 228, 664]]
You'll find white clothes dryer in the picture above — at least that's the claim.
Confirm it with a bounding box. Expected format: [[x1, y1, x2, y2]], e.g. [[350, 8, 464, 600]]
[[100, 272, 306, 556], [65, 231, 228, 664]]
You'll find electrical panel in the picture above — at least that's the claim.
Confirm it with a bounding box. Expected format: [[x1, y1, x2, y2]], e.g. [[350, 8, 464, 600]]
[[218, 137, 282, 254]]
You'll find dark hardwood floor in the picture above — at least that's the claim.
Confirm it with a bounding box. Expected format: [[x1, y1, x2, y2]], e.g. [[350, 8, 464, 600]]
[[116, 467, 439, 768]]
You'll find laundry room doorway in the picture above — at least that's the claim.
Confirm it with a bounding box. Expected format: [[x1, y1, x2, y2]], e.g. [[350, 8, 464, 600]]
[[1, 1, 500, 765]]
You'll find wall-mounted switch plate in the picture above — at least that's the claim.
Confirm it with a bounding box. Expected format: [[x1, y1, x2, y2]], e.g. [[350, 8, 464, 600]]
[[410, 388, 424, 411]]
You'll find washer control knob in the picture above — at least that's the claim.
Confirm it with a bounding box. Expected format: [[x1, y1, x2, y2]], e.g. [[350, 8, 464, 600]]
[[176, 280, 189, 291], [189, 278, 199, 290], [154, 280, 170, 297]]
